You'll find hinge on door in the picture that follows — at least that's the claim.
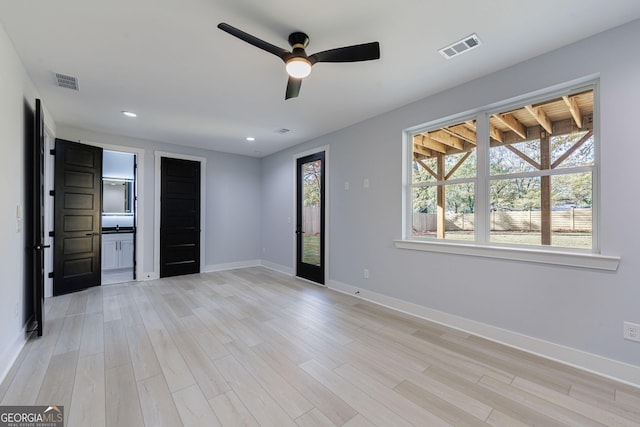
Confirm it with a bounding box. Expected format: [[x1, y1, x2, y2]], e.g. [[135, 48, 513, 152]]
[[48, 272, 54, 278], [49, 190, 55, 197], [49, 231, 55, 237], [49, 149, 56, 155]]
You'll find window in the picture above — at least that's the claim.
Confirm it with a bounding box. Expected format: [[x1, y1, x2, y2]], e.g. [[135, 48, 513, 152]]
[[411, 119, 477, 241], [406, 83, 597, 251]]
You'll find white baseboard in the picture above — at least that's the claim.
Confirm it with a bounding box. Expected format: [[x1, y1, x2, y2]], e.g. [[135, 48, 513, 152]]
[[204, 260, 261, 273], [0, 329, 27, 387], [139, 272, 159, 281], [328, 279, 640, 389], [259, 260, 294, 276]]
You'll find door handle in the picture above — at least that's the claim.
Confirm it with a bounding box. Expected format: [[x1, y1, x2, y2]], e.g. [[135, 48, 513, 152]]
[[85, 232, 100, 236], [33, 244, 51, 251]]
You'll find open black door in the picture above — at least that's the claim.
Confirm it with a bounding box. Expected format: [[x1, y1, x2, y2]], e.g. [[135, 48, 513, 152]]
[[53, 139, 102, 295], [32, 100, 47, 335], [160, 157, 201, 278], [296, 152, 325, 284], [24, 99, 47, 336]]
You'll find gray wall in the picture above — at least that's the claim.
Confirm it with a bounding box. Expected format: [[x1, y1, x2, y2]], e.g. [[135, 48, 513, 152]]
[[260, 19, 640, 367], [56, 126, 262, 275], [0, 23, 56, 379]]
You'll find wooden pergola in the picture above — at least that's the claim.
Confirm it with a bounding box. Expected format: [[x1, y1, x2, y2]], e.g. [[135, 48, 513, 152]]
[[413, 89, 594, 243]]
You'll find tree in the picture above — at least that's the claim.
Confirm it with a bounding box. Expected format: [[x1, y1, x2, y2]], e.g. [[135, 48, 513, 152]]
[[302, 160, 322, 207]]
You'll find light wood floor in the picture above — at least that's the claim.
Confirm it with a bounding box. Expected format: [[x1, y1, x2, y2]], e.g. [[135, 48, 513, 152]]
[[1, 267, 639, 426]]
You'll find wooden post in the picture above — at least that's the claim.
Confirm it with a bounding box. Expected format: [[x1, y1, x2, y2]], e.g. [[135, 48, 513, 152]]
[[437, 154, 445, 239], [540, 131, 551, 245]]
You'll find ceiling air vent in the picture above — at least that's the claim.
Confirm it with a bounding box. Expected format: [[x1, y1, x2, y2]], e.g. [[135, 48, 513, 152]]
[[438, 34, 481, 59], [54, 73, 79, 90]]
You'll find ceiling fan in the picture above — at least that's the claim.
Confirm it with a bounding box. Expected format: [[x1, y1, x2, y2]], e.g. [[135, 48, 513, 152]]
[[217, 23, 380, 99]]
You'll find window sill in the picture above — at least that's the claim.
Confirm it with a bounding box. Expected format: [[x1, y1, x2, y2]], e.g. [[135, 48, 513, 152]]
[[394, 239, 620, 271]]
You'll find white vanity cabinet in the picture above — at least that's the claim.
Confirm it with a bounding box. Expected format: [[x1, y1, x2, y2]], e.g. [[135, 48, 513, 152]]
[[102, 233, 134, 270]]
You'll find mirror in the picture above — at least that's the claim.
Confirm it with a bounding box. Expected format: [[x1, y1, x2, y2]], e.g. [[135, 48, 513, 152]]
[[103, 179, 134, 214]]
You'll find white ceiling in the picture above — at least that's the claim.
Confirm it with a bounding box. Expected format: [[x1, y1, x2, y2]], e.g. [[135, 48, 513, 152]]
[[1, 1, 640, 157]]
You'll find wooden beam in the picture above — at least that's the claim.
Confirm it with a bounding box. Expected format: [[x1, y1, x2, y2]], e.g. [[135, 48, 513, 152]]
[[429, 130, 465, 150], [445, 151, 472, 180], [490, 115, 593, 147], [444, 124, 477, 145], [540, 132, 551, 246], [414, 134, 448, 154], [525, 105, 553, 134], [563, 95, 582, 128], [489, 123, 504, 143], [504, 144, 541, 170], [551, 130, 593, 169], [413, 144, 434, 158], [416, 159, 437, 179], [493, 113, 527, 139]]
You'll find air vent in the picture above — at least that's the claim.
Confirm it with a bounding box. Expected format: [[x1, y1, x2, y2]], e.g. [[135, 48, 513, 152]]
[[54, 73, 79, 90], [438, 34, 481, 59], [276, 128, 290, 134]]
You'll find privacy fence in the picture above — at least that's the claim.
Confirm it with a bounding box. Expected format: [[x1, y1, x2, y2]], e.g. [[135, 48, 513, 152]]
[[302, 206, 322, 235], [413, 208, 592, 232]]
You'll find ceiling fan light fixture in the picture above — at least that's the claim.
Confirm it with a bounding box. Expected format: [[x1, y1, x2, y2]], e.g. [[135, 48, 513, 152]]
[[285, 57, 312, 79]]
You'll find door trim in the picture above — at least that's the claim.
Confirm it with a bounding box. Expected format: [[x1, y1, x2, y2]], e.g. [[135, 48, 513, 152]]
[[292, 145, 329, 285], [154, 151, 206, 279]]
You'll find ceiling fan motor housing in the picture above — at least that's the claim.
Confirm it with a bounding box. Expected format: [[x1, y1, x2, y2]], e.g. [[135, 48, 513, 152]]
[[288, 32, 309, 49]]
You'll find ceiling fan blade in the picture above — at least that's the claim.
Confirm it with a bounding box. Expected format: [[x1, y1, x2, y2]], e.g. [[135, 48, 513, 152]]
[[309, 42, 380, 64], [218, 23, 290, 60], [285, 77, 302, 99]]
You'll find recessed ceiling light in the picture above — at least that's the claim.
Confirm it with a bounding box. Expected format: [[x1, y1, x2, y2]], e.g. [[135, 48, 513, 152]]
[[246, 137, 255, 142], [122, 111, 137, 118]]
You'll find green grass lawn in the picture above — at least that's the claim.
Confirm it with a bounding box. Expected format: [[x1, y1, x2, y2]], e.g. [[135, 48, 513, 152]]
[[303, 235, 321, 265]]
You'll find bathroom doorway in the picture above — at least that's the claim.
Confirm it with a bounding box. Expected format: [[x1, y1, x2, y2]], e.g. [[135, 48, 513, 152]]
[[101, 150, 137, 285]]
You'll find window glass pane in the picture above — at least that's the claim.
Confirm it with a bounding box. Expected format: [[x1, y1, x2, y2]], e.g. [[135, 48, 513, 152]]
[[490, 140, 540, 175], [302, 160, 321, 265], [490, 176, 541, 212], [412, 183, 475, 241], [446, 151, 476, 180], [412, 157, 437, 184], [412, 120, 476, 184], [550, 172, 592, 249], [551, 131, 594, 169], [490, 177, 541, 245], [489, 173, 592, 248]]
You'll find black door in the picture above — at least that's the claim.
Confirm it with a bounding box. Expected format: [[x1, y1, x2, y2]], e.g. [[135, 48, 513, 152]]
[[296, 152, 325, 284], [24, 99, 47, 336], [53, 139, 102, 295], [31, 100, 47, 335], [160, 157, 201, 278]]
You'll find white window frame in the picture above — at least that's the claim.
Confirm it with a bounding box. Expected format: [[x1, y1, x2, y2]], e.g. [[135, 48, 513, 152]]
[[398, 79, 620, 271]]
